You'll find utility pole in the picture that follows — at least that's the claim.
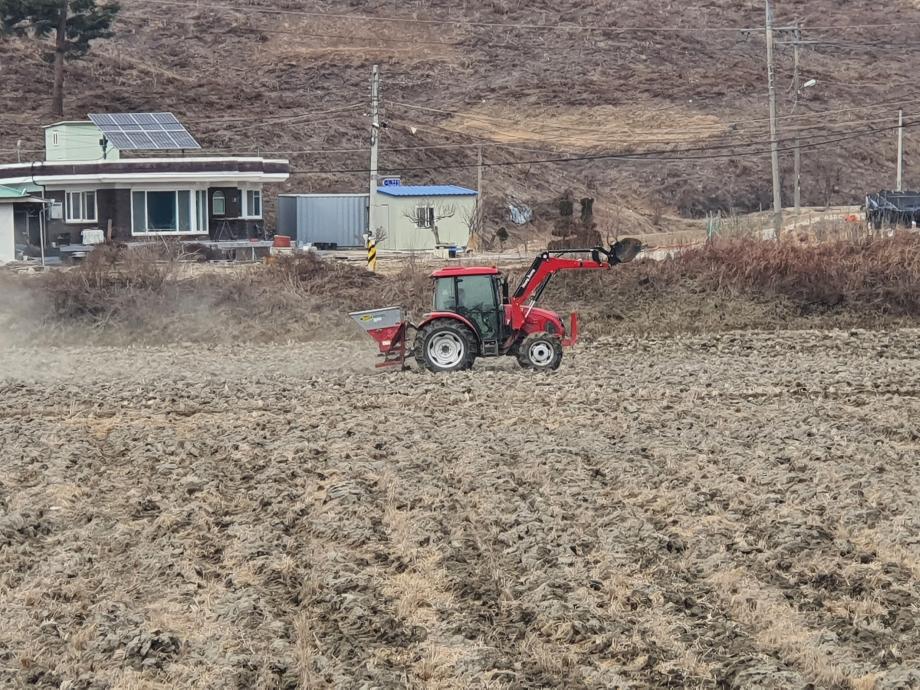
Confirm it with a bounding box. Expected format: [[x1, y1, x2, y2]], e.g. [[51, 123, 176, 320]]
[[476, 145, 483, 236], [897, 109, 904, 192], [792, 24, 802, 214], [368, 64, 380, 239], [766, 0, 783, 238]]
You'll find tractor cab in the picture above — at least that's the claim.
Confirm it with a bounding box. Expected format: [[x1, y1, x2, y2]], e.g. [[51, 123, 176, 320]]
[[430, 267, 506, 351]]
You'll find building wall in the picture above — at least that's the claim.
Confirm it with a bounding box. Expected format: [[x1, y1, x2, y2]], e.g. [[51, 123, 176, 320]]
[[44, 123, 121, 162], [278, 194, 368, 247], [374, 193, 475, 251], [39, 186, 268, 243], [4, 182, 273, 246], [207, 187, 263, 240], [42, 189, 132, 245], [0, 206, 13, 262], [98, 189, 132, 238], [209, 186, 242, 219]]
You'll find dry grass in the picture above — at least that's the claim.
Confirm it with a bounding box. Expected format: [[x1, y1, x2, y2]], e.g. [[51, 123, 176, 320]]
[[3, 234, 920, 346], [441, 103, 727, 149], [670, 234, 920, 313], [545, 233, 920, 338]]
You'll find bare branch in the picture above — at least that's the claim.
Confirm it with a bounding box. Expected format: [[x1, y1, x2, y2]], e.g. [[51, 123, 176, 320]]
[[400, 198, 458, 246]]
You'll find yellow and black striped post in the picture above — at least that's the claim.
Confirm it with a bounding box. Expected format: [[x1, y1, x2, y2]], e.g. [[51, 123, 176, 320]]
[[366, 237, 378, 272]]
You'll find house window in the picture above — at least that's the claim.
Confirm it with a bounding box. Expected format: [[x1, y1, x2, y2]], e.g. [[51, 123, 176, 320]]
[[212, 191, 226, 216], [244, 189, 262, 218], [197, 190, 208, 233], [65, 191, 97, 223], [131, 190, 200, 234], [416, 206, 435, 228]]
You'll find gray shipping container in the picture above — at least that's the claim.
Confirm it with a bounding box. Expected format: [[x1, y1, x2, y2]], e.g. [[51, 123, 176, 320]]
[[277, 194, 369, 248]]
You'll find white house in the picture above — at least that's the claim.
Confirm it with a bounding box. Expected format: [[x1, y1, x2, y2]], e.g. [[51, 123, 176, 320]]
[[371, 185, 478, 251], [0, 119, 289, 255]]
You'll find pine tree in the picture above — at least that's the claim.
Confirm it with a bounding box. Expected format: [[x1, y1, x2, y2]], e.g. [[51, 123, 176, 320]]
[[1, 0, 29, 33], [0, 0, 120, 116]]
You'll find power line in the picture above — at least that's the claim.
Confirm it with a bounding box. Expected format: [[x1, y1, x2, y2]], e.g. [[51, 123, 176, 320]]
[[0, 104, 366, 134], [286, 120, 920, 176], [3, 95, 915, 146], [2, 110, 906, 159], [187, 104, 363, 125], [4, 113, 366, 146], [388, 97, 920, 136], [393, 106, 903, 150]]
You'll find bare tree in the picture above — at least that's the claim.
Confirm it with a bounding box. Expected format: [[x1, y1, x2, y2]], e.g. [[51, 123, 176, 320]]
[[402, 198, 456, 246], [462, 202, 490, 250]]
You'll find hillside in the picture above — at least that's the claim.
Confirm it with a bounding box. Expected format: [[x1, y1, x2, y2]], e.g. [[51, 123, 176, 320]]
[[3, 0, 920, 237]]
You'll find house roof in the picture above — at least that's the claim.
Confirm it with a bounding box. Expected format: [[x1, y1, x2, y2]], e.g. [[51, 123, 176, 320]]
[[0, 185, 29, 199], [42, 120, 97, 129], [0, 158, 290, 186], [0, 185, 49, 204], [377, 185, 477, 197]]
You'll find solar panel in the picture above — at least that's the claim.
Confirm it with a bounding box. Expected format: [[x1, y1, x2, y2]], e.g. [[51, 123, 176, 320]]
[[88, 112, 201, 150]]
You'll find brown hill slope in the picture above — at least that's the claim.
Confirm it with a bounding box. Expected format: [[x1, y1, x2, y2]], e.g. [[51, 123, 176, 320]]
[[2, 0, 920, 233]]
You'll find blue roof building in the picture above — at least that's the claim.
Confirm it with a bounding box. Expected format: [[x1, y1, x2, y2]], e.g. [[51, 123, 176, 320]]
[[376, 185, 477, 198], [373, 183, 478, 251]]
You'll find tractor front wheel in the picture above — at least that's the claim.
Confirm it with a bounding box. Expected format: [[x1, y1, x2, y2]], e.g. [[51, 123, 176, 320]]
[[517, 332, 563, 371], [415, 319, 477, 373]]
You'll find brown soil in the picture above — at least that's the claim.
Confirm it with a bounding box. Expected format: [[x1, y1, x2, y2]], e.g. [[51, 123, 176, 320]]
[[1, 330, 918, 688]]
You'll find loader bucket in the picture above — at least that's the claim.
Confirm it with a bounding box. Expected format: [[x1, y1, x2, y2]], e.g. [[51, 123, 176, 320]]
[[349, 306, 409, 368], [612, 238, 643, 264]]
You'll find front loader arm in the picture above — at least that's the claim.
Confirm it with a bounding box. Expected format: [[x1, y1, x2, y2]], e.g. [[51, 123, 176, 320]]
[[507, 240, 643, 332], [508, 250, 610, 332], [512, 250, 610, 303]]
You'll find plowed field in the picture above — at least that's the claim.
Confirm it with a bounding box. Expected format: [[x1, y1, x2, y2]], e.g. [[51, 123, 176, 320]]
[[1, 330, 918, 688]]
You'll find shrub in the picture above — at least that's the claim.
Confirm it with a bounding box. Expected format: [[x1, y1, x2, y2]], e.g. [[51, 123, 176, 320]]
[[669, 235, 920, 314]]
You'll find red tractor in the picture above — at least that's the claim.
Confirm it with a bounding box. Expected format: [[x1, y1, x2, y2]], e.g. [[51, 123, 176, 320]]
[[351, 239, 642, 372]]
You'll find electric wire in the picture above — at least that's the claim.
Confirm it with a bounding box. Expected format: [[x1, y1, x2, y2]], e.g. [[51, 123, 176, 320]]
[[284, 120, 920, 176], [389, 98, 920, 135]]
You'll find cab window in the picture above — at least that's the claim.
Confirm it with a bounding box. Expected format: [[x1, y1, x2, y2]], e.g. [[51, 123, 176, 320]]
[[456, 275, 499, 339], [456, 275, 497, 312], [433, 278, 455, 310]]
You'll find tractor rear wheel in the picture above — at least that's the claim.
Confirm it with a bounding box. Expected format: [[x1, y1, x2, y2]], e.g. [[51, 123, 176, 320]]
[[517, 332, 563, 371], [415, 319, 477, 373]]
